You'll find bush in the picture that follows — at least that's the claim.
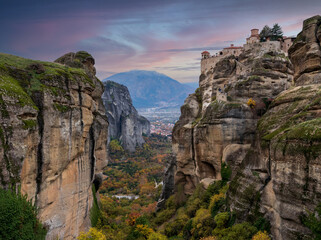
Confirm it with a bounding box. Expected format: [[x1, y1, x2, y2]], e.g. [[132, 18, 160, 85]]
[[200, 181, 223, 209], [192, 209, 214, 239], [221, 163, 231, 183], [148, 232, 168, 240], [154, 208, 176, 225], [109, 139, 124, 154], [209, 192, 226, 217], [78, 228, 106, 240], [302, 203, 321, 239], [247, 98, 256, 109], [164, 213, 189, 237], [214, 212, 230, 229], [0, 189, 47, 240], [252, 231, 271, 240], [213, 222, 257, 240], [91, 185, 102, 227]]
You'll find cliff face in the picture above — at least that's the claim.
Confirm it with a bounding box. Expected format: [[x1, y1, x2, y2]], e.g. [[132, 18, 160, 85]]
[[0, 51, 108, 239], [102, 80, 150, 152], [228, 15, 321, 239], [173, 39, 293, 195], [172, 15, 321, 239]]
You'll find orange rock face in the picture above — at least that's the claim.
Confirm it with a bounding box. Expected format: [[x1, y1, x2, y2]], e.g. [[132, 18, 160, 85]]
[[0, 51, 108, 239]]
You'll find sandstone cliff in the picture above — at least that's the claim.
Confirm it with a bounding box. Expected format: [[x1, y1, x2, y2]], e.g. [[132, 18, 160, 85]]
[[173, 37, 293, 195], [102, 80, 150, 152], [171, 15, 321, 240], [228, 15, 321, 239], [0, 51, 108, 239]]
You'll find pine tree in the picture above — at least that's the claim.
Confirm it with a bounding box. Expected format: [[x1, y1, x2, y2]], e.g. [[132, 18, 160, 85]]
[[259, 25, 272, 41], [271, 23, 283, 40]]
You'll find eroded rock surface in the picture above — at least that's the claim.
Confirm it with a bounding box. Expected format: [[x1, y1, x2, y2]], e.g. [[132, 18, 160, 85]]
[[172, 15, 321, 240], [102, 80, 150, 152], [0, 51, 108, 239], [173, 40, 293, 195], [228, 15, 321, 240]]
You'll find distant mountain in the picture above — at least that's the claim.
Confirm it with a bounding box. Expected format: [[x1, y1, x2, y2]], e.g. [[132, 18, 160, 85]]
[[103, 70, 194, 108], [183, 82, 199, 90]]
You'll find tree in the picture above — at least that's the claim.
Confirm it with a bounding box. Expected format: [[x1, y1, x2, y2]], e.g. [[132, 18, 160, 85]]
[[260, 25, 272, 41], [271, 24, 283, 40], [0, 189, 47, 240], [78, 228, 106, 240], [252, 231, 271, 240]]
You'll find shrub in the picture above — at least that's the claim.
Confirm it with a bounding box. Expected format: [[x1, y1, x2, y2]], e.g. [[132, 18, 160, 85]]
[[252, 231, 271, 240], [302, 203, 321, 239], [0, 189, 47, 240], [213, 222, 257, 240], [186, 197, 202, 217], [209, 192, 225, 217], [200, 181, 223, 209], [109, 139, 124, 153], [164, 213, 189, 237], [154, 208, 176, 225], [247, 98, 256, 109], [136, 215, 150, 226], [135, 224, 154, 238], [148, 232, 168, 240], [221, 163, 231, 183], [78, 228, 106, 240], [91, 185, 102, 227], [214, 212, 230, 229], [192, 209, 214, 239]]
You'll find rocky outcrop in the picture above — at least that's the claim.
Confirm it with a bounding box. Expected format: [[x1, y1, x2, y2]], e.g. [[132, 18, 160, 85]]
[[102, 80, 150, 152], [172, 15, 321, 240], [173, 39, 293, 195], [228, 15, 321, 240], [0, 51, 108, 239]]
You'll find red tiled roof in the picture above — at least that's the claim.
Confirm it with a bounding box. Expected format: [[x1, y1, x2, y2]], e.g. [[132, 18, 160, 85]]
[[202, 51, 210, 54]]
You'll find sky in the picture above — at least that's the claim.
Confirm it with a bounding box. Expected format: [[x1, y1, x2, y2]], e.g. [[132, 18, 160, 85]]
[[1, 0, 321, 83]]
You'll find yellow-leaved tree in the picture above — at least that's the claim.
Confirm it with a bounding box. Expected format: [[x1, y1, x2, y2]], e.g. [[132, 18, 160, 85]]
[[252, 231, 271, 240], [78, 228, 106, 240]]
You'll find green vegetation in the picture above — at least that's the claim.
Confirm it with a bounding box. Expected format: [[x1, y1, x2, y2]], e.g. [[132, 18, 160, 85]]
[[302, 203, 321, 240], [53, 103, 71, 113], [0, 188, 47, 240], [258, 86, 321, 160], [91, 185, 102, 227], [82, 134, 170, 239], [22, 119, 37, 130], [0, 52, 97, 111], [151, 178, 269, 240], [259, 24, 283, 41]]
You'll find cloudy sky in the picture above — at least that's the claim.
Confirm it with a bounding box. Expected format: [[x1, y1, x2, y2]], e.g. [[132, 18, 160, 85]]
[[1, 0, 320, 82]]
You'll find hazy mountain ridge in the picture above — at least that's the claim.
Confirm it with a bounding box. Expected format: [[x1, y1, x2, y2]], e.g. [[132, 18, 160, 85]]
[[104, 70, 194, 109]]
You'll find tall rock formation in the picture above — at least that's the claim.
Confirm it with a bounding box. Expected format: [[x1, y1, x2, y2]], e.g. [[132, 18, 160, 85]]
[[102, 80, 150, 152], [173, 40, 293, 195], [171, 15, 321, 240], [228, 15, 321, 239], [0, 51, 108, 239]]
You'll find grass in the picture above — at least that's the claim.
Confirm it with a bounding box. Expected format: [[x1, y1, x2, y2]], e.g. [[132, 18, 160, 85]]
[[0, 73, 38, 109], [0, 52, 99, 111], [22, 119, 37, 130], [53, 103, 71, 113]]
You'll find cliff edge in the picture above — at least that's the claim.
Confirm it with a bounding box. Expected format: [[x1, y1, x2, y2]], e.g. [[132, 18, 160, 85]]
[[0, 51, 108, 239]]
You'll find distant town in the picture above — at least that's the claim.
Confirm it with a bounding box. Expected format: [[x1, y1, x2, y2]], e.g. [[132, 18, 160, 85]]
[[138, 108, 180, 137]]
